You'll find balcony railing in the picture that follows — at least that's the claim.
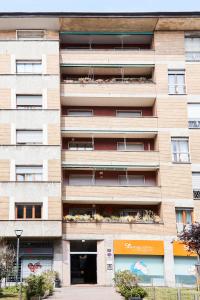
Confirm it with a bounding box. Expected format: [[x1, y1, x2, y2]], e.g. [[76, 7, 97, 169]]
[[172, 153, 190, 163], [193, 189, 200, 199], [62, 77, 154, 84], [188, 119, 200, 129], [186, 51, 200, 61], [63, 211, 161, 224]]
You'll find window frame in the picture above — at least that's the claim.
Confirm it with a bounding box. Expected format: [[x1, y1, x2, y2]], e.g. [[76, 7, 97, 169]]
[[16, 94, 43, 109], [15, 165, 43, 182], [16, 30, 45, 40], [118, 174, 145, 186], [15, 203, 42, 219], [16, 60, 42, 74], [68, 141, 94, 151], [168, 69, 186, 95], [116, 110, 142, 118], [117, 141, 144, 151], [171, 137, 190, 163], [69, 207, 96, 217], [175, 208, 193, 225], [67, 109, 93, 117], [16, 129, 43, 145]]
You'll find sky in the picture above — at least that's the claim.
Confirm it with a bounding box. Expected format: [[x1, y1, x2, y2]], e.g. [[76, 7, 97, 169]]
[[0, 0, 199, 12]]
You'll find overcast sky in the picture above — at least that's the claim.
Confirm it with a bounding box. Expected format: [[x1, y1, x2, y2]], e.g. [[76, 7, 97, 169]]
[[0, 0, 199, 12]]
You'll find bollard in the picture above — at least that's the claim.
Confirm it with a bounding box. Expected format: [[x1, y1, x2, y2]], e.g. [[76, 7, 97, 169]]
[[177, 288, 181, 300]]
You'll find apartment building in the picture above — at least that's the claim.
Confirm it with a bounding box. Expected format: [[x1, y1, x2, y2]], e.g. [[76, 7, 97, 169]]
[[0, 11, 200, 287]]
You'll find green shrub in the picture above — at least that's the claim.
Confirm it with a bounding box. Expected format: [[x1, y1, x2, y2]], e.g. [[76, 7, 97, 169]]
[[42, 270, 56, 295], [25, 274, 46, 300], [119, 286, 148, 299], [114, 270, 139, 289]]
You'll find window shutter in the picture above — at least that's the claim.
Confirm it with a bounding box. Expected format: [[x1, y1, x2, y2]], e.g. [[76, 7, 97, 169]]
[[192, 172, 200, 189], [16, 130, 43, 144], [188, 104, 200, 119], [17, 95, 42, 106]]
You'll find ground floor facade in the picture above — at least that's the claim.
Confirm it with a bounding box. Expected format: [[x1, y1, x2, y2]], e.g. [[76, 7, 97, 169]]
[[15, 236, 197, 288]]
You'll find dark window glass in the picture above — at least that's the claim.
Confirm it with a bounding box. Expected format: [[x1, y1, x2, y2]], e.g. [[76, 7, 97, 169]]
[[17, 206, 24, 219], [70, 240, 97, 252], [26, 205, 33, 218], [35, 205, 42, 218]]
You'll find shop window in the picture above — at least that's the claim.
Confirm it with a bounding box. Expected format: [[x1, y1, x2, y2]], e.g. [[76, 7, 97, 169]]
[[174, 257, 197, 286], [16, 95, 42, 109], [16, 130, 43, 145], [67, 109, 93, 116], [168, 70, 186, 95], [16, 204, 42, 219], [116, 110, 142, 117], [68, 141, 93, 151], [16, 165, 43, 181], [171, 137, 190, 163], [16, 60, 42, 74]]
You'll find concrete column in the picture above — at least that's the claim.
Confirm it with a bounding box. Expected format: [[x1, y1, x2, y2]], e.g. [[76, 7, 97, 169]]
[[164, 239, 176, 287], [104, 238, 115, 286], [53, 239, 63, 280], [97, 240, 106, 285], [62, 239, 70, 286]]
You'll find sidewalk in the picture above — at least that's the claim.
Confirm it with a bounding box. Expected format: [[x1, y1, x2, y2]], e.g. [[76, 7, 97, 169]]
[[50, 286, 123, 300]]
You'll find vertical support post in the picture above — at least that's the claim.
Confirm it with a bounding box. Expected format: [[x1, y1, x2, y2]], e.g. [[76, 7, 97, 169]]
[[16, 237, 19, 285], [92, 169, 95, 186]]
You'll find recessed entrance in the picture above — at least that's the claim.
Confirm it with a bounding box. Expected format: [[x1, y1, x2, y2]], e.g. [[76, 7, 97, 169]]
[[70, 240, 97, 285]]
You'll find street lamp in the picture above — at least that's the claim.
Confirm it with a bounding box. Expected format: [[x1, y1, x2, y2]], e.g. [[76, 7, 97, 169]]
[[15, 229, 23, 299]]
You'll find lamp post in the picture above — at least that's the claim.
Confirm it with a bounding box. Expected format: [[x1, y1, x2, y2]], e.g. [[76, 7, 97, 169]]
[[15, 229, 23, 300]]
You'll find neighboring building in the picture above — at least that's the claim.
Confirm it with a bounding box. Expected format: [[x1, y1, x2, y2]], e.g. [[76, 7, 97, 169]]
[[0, 11, 200, 287]]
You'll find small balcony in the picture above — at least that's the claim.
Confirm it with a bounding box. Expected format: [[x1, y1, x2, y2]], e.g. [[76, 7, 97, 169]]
[[188, 119, 200, 129]]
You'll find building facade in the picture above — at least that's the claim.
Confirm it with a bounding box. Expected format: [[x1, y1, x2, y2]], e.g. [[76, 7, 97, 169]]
[[0, 12, 200, 287]]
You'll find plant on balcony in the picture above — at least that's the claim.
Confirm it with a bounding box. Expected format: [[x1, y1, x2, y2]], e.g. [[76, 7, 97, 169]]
[[63, 210, 161, 224], [93, 213, 104, 222]]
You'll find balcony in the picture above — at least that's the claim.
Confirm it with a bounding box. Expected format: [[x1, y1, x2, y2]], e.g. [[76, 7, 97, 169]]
[[63, 185, 161, 204], [188, 119, 200, 129], [62, 150, 159, 166], [61, 116, 158, 133], [61, 64, 155, 98], [0, 220, 62, 237], [63, 221, 164, 236]]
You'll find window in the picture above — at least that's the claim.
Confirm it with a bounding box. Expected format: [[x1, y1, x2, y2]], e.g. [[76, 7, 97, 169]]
[[116, 110, 142, 117], [16, 204, 42, 219], [16, 60, 42, 74], [118, 175, 145, 186], [16, 95, 42, 109], [16, 30, 45, 40], [185, 36, 200, 61], [120, 209, 143, 217], [168, 70, 186, 95], [117, 142, 144, 151], [176, 208, 193, 224], [192, 172, 200, 199], [188, 103, 200, 128], [16, 130, 43, 145], [67, 110, 93, 116], [171, 138, 190, 163], [16, 166, 43, 181], [69, 174, 93, 186], [68, 141, 93, 151]]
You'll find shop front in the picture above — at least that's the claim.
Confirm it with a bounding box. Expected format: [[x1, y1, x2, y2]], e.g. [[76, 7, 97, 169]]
[[173, 241, 197, 286], [19, 241, 54, 280], [114, 240, 165, 285]]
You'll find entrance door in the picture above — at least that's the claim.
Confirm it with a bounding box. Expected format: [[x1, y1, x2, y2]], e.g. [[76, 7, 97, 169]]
[[71, 254, 97, 284], [70, 240, 97, 285]]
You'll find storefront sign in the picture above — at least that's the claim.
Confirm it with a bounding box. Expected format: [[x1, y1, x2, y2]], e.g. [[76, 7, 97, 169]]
[[114, 240, 164, 255], [21, 259, 52, 278], [173, 241, 196, 257]]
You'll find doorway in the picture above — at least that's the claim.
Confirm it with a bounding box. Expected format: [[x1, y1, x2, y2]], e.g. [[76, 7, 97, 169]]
[[70, 240, 97, 285]]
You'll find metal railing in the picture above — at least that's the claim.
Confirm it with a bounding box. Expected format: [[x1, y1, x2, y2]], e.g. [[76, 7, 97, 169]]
[[189, 120, 200, 129], [193, 190, 200, 199], [186, 51, 200, 61]]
